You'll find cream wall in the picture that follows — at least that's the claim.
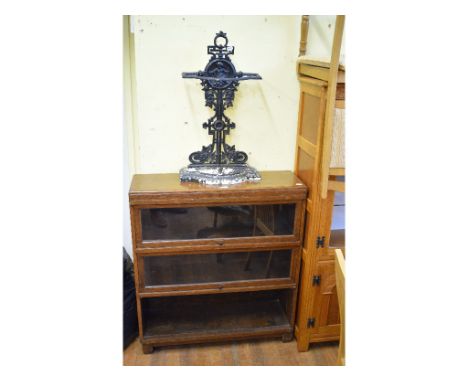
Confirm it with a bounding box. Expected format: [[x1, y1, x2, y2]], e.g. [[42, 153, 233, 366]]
[[129, 15, 302, 174], [305, 15, 346, 64]]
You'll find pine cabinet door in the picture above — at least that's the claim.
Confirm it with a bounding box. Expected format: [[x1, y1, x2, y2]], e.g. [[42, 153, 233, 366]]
[[309, 259, 340, 340]]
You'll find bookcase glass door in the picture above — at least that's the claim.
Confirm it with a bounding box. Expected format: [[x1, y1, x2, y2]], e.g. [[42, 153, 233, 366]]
[[141, 249, 292, 288], [140, 204, 295, 242]]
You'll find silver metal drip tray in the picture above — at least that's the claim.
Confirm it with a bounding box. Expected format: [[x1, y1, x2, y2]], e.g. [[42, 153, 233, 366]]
[[179, 164, 261, 185]]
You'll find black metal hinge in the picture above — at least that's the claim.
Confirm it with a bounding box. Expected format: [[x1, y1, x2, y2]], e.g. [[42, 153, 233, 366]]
[[307, 317, 316, 328], [316, 236, 325, 248], [312, 275, 321, 286]]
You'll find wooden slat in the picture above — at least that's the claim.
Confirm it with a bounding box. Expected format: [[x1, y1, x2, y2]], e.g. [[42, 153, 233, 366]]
[[299, 64, 329, 81], [293, 92, 305, 173], [297, 135, 317, 157], [329, 168, 345, 176], [320, 16, 345, 199], [135, 235, 302, 254], [297, 57, 346, 72], [335, 100, 345, 109], [328, 180, 345, 193], [297, 75, 327, 88], [139, 282, 296, 298], [298, 63, 345, 83], [300, 81, 324, 97]]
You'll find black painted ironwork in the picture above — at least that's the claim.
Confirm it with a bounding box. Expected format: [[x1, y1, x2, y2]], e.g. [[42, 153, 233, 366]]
[[182, 31, 262, 166]]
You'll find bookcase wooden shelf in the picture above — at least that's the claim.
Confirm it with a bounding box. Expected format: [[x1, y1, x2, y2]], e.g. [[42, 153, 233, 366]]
[[129, 171, 307, 353]]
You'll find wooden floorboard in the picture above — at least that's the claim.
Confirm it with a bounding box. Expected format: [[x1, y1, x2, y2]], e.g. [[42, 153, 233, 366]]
[[123, 338, 338, 366]]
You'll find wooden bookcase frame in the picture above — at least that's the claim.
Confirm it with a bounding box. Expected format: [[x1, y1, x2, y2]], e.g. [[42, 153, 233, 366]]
[[129, 171, 307, 353]]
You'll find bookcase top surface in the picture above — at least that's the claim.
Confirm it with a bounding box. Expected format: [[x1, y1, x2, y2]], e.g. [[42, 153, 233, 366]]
[[130, 171, 306, 196]]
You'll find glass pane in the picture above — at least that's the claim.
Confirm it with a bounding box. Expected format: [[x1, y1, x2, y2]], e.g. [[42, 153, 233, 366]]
[[141, 204, 295, 241], [142, 249, 292, 287], [330, 190, 345, 247]]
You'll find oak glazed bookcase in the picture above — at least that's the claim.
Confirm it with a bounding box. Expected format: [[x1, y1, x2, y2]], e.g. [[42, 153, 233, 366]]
[[129, 171, 306, 353]]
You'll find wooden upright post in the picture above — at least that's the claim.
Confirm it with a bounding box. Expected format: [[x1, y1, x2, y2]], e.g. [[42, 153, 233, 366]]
[[299, 16, 309, 56], [320, 15, 345, 198]]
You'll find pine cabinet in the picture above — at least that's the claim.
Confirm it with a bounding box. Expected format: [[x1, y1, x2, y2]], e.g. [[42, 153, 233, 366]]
[[293, 57, 345, 351]]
